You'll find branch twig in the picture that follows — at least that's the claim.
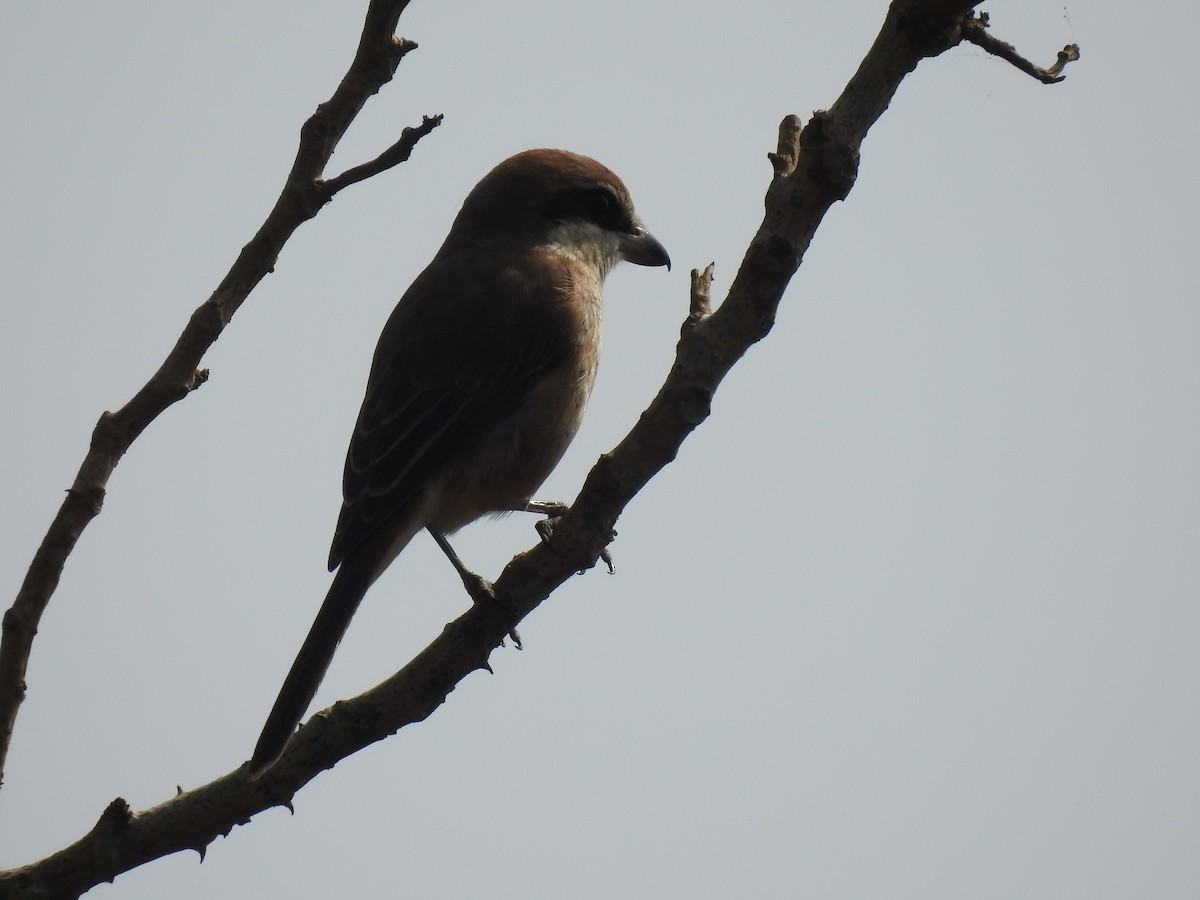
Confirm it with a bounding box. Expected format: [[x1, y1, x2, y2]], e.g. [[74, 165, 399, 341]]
[[962, 12, 1081, 83], [321, 114, 444, 197]]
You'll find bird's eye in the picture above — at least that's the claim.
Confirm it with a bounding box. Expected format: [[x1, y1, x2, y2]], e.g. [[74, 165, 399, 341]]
[[546, 185, 627, 231], [587, 190, 615, 219]]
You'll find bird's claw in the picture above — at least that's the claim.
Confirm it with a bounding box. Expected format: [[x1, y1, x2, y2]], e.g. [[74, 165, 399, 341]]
[[463, 573, 521, 650], [501, 628, 523, 650], [599, 544, 615, 574], [535, 517, 557, 545], [537, 517, 617, 575]]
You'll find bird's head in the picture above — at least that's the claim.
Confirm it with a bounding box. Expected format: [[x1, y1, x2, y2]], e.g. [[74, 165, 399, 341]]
[[442, 149, 670, 276]]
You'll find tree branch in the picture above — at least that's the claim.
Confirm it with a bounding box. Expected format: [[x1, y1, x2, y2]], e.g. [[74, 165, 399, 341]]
[[0, 1, 1080, 894], [0, 0, 439, 791], [961, 12, 1080, 83], [320, 114, 444, 197]]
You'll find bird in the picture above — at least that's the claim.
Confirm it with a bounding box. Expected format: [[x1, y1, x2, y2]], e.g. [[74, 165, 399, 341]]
[[249, 149, 670, 774]]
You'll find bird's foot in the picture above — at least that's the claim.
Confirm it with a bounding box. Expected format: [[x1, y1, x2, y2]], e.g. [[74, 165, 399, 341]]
[[535, 517, 617, 575], [501, 628, 523, 650], [459, 569, 498, 605], [429, 526, 519, 615], [459, 570, 522, 649], [599, 543, 616, 575]]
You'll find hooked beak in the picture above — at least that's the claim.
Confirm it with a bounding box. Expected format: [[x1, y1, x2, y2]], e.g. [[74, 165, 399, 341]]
[[618, 225, 671, 271]]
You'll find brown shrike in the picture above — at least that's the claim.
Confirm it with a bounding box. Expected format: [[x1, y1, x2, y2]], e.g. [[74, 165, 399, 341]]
[[249, 149, 669, 773]]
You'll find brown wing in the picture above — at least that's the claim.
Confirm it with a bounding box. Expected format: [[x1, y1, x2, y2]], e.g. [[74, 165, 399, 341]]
[[327, 252, 576, 570]]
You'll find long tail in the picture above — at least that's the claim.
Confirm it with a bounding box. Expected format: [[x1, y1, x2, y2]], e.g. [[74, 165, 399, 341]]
[[248, 558, 377, 775]]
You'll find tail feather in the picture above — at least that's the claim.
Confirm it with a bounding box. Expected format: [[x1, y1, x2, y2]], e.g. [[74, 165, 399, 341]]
[[248, 560, 376, 775]]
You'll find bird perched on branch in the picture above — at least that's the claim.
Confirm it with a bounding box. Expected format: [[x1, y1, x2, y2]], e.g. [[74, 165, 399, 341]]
[[249, 149, 670, 774]]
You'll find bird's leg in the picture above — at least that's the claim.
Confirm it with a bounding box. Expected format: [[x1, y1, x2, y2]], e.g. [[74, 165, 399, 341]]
[[427, 528, 521, 648], [517, 500, 568, 517], [427, 527, 499, 603]]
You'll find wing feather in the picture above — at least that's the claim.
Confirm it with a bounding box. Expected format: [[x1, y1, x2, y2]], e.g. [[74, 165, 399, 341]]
[[327, 252, 577, 570]]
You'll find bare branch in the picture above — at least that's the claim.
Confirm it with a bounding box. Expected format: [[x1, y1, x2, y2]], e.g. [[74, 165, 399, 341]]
[[962, 12, 1081, 83], [320, 113, 444, 198], [0, 0, 437, 790]]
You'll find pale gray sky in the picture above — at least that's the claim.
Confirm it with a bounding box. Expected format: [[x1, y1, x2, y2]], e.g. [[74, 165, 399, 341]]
[[2, 2, 1197, 898]]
